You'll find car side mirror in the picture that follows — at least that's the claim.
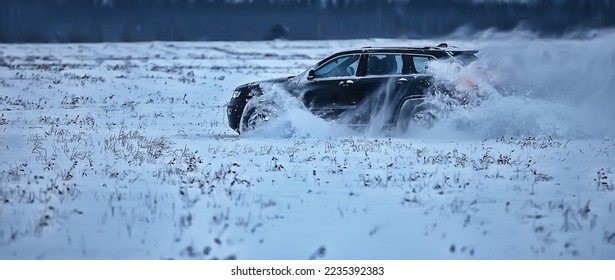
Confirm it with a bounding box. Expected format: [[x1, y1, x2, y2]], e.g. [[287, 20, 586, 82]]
[[307, 69, 315, 80]]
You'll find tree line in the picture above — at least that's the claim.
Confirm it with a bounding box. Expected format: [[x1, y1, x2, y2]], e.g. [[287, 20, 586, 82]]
[[1, 0, 613, 43]]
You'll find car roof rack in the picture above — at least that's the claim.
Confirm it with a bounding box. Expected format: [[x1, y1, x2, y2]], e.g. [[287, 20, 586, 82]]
[[337, 44, 478, 57]]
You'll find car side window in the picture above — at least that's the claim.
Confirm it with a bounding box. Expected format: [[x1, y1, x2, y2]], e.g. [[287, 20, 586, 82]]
[[412, 56, 431, 73], [313, 54, 360, 79], [366, 54, 403, 76]]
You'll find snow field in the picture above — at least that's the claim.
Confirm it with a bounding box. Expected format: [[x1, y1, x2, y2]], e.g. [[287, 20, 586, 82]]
[[1, 36, 614, 259]]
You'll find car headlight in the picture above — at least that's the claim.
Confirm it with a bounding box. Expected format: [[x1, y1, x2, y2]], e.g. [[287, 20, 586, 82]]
[[231, 90, 241, 99]]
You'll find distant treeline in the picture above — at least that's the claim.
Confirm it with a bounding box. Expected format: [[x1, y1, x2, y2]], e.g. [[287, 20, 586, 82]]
[[1, 0, 613, 43]]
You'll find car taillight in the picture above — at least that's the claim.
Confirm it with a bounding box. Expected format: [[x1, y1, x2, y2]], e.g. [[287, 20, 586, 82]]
[[455, 78, 478, 93], [460, 78, 478, 91]]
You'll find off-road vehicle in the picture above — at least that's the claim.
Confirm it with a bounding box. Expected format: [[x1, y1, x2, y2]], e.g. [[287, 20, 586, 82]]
[[226, 43, 478, 133]]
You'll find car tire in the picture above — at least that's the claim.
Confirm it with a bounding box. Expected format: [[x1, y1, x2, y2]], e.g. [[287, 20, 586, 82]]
[[395, 99, 437, 133], [240, 102, 275, 133]]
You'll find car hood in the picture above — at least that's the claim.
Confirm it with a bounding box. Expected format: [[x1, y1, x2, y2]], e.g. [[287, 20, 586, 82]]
[[237, 76, 295, 89]]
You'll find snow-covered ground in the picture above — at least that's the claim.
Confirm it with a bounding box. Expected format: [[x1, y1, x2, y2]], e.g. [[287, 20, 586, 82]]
[[1, 32, 614, 259]]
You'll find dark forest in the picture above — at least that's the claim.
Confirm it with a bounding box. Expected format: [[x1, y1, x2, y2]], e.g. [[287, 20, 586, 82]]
[[1, 0, 613, 43]]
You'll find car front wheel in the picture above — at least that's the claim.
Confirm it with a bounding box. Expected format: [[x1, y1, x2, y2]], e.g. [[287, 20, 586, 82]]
[[240, 101, 277, 133]]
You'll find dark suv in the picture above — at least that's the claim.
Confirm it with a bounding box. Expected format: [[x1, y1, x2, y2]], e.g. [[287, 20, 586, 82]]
[[226, 43, 478, 133]]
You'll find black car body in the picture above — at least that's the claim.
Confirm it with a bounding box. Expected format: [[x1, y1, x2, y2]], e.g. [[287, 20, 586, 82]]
[[227, 44, 478, 133]]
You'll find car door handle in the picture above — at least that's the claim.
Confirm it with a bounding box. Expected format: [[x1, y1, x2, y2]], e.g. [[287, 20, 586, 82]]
[[339, 80, 354, 86], [397, 78, 408, 83]]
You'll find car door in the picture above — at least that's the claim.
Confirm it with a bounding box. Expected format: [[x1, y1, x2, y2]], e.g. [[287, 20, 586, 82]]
[[348, 53, 408, 124], [398, 55, 436, 99], [301, 54, 361, 120]]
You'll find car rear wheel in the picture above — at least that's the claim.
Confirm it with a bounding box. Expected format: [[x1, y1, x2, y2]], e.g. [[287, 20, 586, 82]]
[[396, 99, 437, 133], [409, 110, 436, 128]]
